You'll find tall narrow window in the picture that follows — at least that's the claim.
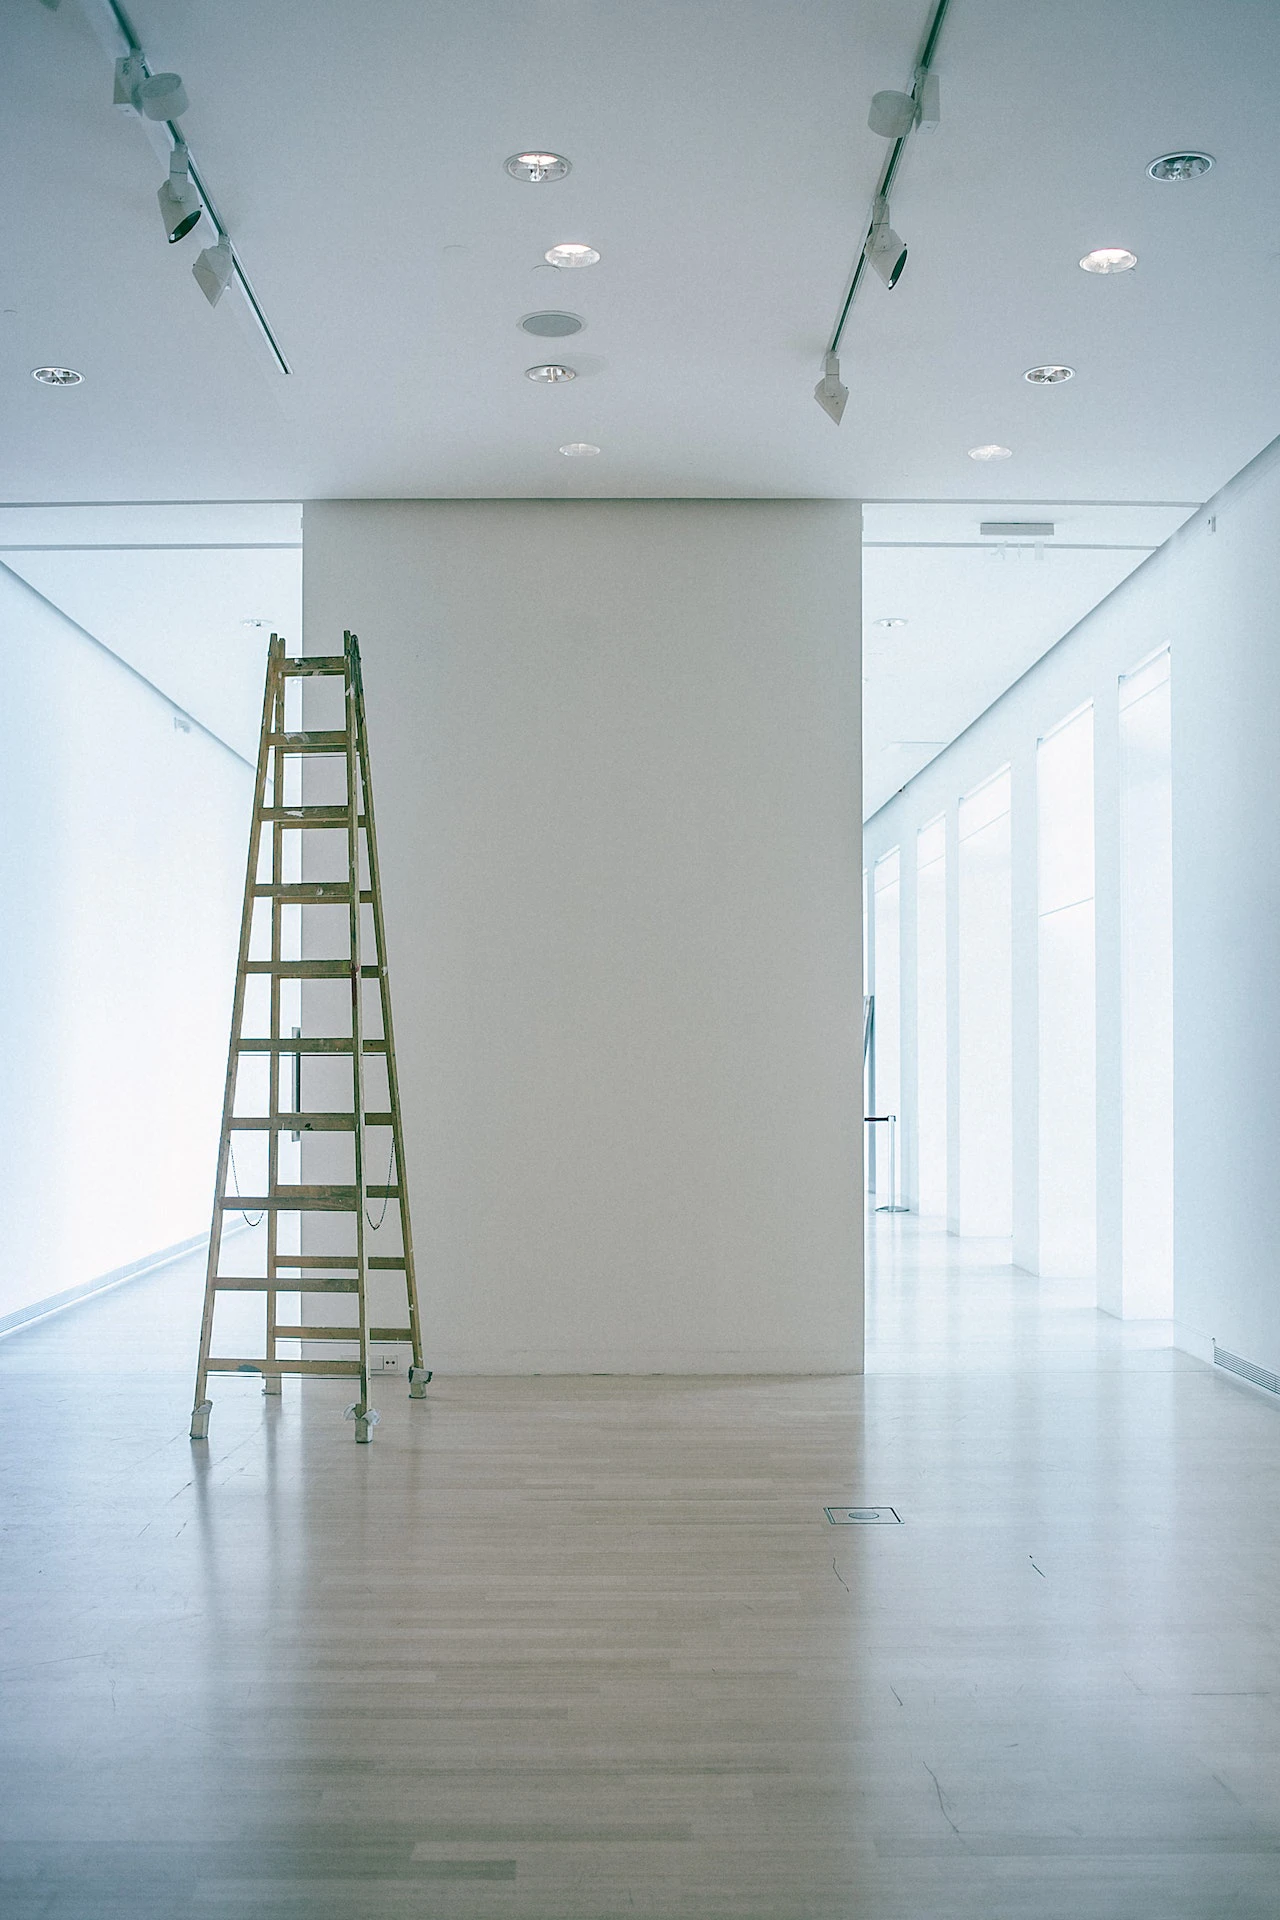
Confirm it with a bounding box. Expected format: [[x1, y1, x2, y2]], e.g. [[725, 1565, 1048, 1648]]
[[1037, 705, 1096, 1277], [916, 817, 947, 1216], [958, 769, 1012, 1235], [1119, 651, 1173, 1317], [872, 849, 901, 1198]]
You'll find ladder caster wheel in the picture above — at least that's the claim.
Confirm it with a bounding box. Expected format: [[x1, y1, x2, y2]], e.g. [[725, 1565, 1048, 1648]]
[[190, 1400, 212, 1441], [408, 1366, 432, 1399], [344, 1404, 381, 1444]]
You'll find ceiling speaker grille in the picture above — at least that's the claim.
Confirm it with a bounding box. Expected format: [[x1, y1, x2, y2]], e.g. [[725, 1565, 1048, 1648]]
[[521, 311, 584, 338]]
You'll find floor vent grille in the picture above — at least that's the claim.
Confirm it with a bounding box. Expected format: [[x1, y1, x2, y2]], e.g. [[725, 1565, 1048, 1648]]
[[1214, 1343, 1280, 1396], [825, 1506, 901, 1525]]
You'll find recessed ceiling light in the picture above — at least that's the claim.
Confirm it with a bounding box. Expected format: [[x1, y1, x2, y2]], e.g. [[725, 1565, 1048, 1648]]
[[1079, 247, 1137, 274], [505, 151, 570, 184], [525, 363, 576, 382], [521, 311, 584, 338], [1024, 363, 1074, 384], [560, 442, 600, 456], [32, 365, 82, 385], [1148, 151, 1213, 182], [545, 243, 599, 269], [872, 616, 908, 628], [968, 443, 1012, 460]]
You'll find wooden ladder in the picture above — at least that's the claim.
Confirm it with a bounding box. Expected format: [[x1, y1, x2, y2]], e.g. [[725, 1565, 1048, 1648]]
[[190, 632, 427, 1444]]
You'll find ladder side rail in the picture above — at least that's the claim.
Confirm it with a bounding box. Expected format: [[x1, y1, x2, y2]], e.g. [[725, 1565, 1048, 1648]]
[[192, 634, 284, 1425], [349, 632, 426, 1380], [344, 634, 373, 1437], [263, 666, 286, 1395]]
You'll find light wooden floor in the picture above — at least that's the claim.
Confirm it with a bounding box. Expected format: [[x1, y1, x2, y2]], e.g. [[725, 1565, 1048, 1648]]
[[3, 1218, 1280, 1917]]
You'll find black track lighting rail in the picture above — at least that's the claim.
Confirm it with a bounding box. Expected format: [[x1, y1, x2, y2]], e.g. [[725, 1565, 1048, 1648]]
[[100, 0, 292, 375], [827, 0, 952, 357]]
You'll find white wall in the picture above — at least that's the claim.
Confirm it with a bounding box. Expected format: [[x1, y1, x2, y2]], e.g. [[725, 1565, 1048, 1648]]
[[0, 566, 251, 1328], [863, 430, 1280, 1372], [1119, 653, 1173, 1318], [957, 770, 1013, 1236], [1037, 705, 1097, 1277], [914, 818, 947, 1216], [303, 500, 863, 1373]]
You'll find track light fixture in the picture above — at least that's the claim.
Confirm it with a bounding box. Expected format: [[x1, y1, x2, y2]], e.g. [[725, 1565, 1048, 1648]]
[[157, 142, 202, 243], [193, 234, 234, 306], [868, 70, 940, 140], [113, 55, 187, 121], [814, 0, 947, 419], [136, 71, 188, 121], [868, 199, 907, 289], [813, 352, 848, 426], [93, 12, 291, 372], [868, 90, 917, 139]]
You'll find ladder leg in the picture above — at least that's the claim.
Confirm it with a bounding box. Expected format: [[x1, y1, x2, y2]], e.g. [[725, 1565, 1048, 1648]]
[[191, 636, 284, 1439], [347, 633, 376, 1443], [353, 630, 429, 1401]]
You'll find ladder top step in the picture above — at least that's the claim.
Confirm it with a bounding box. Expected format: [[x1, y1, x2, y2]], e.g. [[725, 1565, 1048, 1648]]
[[279, 657, 347, 675]]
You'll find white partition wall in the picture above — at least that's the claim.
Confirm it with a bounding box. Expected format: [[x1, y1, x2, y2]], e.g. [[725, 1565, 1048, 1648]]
[[303, 499, 863, 1374], [871, 849, 901, 1201], [958, 769, 1013, 1236], [1036, 706, 1097, 1277], [1119, 652, 1174, 1317], [0, 565, 250, 1330], [915, 818, 947, 1217]]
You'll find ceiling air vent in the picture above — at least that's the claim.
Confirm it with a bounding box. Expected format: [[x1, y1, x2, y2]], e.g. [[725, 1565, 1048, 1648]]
[[980, 521, 1055, 538]]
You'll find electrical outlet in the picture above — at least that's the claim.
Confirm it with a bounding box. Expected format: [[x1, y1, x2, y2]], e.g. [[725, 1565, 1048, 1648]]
[[370, 1349, 408, 1374]]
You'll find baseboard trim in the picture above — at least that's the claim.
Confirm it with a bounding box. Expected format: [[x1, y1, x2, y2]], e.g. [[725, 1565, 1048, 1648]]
[[424, 1348, 865, 1376], [0, 1232, 209, 1338], [1172, 1320, 1215, 1366]]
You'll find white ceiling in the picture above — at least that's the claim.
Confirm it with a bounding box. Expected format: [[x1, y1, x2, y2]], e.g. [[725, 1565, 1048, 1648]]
[[4, 0, 1279, 809], [860, 497, 1195, 810]]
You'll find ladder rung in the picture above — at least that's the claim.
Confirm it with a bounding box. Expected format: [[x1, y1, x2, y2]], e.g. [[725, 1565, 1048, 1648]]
[[218, 1185, 401, 1211], [279, 657, 347, 675], [258, 807, 365, 825], [268, 1254, 406, 1271], [266, 1327, 417, 1345], [205, 1358, 362, 1377], [244, 961, 382, 978], [235, 1037, 387, 1053], [214, 1277, 360, 1293], [273, 1324, 357, 1340], [267, 730, 348, 751], [229, 1112, 393, 1132], [251, 883, 350, 902]]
